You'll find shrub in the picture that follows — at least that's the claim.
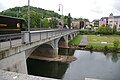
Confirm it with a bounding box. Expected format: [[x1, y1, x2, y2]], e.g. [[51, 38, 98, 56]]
[[113, 40, 120, 52], [103, 45, 109, 52], [113, 40, 119, 48], [97, 25, 113, 35]]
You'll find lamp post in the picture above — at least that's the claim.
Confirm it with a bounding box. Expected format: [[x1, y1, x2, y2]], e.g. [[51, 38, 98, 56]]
[[28, 0, 30, 31], [58, 4, 64, 28], [58, 4, 63, 16]]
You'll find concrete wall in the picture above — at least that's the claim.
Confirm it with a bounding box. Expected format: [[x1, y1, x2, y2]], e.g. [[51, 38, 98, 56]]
[[0, 51, 27, 74]]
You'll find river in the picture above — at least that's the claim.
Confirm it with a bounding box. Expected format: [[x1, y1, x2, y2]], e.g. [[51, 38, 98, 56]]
[[27, 48, 120, 80]]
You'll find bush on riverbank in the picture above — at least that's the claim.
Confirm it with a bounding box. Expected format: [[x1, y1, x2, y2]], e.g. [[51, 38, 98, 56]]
[[85, 44, 120, 53], [80, 30, 96, 35]]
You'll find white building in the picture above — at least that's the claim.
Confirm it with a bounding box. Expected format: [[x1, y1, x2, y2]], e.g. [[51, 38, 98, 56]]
[[108, 13, 120, 29], [99, 13, 120, 31]]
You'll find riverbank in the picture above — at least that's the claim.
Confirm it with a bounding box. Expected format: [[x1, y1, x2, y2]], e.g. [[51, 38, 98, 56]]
[[56, 55, 77, 63], [30, 55, 77, 63]]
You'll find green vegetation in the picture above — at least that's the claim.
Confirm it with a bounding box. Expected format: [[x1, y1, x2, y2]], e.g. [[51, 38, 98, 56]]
[[0, 6, 79, 29], [86, 35, 120, 51], [68, 35, 82, 46], [0, 6, 60, 28], [97, 25, 116, 35]]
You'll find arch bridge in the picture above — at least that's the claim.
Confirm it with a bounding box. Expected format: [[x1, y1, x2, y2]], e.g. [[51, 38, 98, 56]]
[[0, 29, 79, 74]]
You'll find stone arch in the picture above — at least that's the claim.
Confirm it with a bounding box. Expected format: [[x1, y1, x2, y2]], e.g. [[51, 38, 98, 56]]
[[68, 34, 73, 41], [58, 36, 68, 48], [72, 33, 75, 38], [30, 44, 58, 58], [68, 35, 71, 41]]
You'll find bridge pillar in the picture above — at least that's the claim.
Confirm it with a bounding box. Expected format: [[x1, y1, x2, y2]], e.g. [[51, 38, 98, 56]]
[[0, 51, 27, 74]]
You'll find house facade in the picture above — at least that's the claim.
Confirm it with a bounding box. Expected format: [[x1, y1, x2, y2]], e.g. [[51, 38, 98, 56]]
[[99, 17, 108, 27], [72, 20, 89, 29], [99, 13, 120, 31], [92, 19, 99, 27]]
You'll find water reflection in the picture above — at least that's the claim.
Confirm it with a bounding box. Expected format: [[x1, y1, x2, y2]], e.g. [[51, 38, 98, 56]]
[[111, 53, 119, 63], [58, 48, 75, 56], [63, 50, 120, 80], [27, 58, 69, 79], [27, 48, 75, 79], [27, 49, 120, 80], [103, 52, 119, 63]]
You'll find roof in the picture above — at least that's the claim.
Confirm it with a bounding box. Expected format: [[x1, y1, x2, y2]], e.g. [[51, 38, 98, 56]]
[[100, 17, 108, 21], [0, 15, 25, 21], [114, 16, 120, 18], [92, 19, 99, 22]]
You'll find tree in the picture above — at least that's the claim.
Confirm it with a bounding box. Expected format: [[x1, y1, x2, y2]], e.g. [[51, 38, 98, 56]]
[[113, 39, 120, 52], [0, 6, 61, 28], [49, 18, 58, 28], [42, 18, 49, 28], [67, 13, 72, 28], [97, 25, 113, 34], [113, 25, 117, 34]]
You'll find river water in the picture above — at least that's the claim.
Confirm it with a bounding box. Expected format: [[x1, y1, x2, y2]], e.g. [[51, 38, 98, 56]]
[[27, 48, 120, 80]]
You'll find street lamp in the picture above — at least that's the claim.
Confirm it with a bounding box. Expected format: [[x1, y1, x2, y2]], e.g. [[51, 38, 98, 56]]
[[28, 0, 30, 31], [58, 4, 64, 28], [58, 4, 63, 16]]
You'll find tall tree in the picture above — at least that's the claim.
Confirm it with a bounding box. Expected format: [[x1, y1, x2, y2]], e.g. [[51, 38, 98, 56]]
[[49, 18, 58, 28], [43, 18, 49, 28], [67, 13, 72, 28]]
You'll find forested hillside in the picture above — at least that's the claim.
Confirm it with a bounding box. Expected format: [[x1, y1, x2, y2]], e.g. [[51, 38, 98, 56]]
[[0, 6, 61, 28]]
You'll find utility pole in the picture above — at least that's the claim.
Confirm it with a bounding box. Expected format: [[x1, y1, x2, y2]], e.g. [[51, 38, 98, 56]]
[[28, 0, 30, 31]]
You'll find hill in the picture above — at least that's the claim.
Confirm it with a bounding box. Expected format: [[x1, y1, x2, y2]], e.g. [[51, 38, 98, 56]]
[[0, 6, 61, 28]]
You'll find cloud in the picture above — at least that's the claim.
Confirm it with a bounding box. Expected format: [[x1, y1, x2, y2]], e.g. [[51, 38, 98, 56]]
[[90, 9, 103, 14], [0, 3, 5, 10], [113, 0, 120, 11]]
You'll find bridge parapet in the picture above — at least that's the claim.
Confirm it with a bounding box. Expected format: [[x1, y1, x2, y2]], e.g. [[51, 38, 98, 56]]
[[0, 29, 79, 51]]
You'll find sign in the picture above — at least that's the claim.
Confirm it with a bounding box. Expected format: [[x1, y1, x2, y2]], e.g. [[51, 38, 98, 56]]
[[0, 24, 7, 27]]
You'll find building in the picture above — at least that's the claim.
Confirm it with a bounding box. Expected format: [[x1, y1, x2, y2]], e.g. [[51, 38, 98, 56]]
[[72, 20, 80, 29], [92, 19, 99, 27], [72, 19, 89, 29], [99, 17, 108, 27], [99, 13, 120, 31]]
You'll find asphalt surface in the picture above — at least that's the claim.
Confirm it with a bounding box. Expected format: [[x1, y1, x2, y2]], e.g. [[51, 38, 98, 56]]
[[80, 35, 87, 46]]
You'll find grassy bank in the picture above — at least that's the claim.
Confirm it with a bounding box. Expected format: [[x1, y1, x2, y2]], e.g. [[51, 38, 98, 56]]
[[86, 35, 120, 51], [68, 35, 82, 46]]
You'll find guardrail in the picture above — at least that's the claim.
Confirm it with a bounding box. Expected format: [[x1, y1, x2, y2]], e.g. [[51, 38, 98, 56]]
[[0, 33, 22, 42], [0, 29, 79, 51]]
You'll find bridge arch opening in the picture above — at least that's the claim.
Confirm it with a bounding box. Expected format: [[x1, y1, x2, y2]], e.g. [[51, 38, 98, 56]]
[[30, 44, 57, 58], [68, 35, 72, 41], [58, 37, 68, 48]]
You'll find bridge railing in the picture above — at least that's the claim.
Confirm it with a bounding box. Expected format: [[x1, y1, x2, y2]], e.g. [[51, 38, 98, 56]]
[[27, 29, 79, 43], [0, 29, 79, 51], [0, 33, 23, 51]]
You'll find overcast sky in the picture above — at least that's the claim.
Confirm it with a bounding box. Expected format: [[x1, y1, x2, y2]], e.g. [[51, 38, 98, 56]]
[[0, 0, 120, 21]]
